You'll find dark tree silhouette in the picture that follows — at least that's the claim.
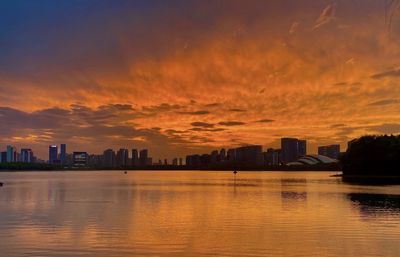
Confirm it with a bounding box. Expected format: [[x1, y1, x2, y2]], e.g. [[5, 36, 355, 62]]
[[340, 135, 400, 176]]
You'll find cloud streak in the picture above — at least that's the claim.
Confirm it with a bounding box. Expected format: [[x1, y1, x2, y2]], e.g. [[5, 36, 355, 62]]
[[190, 122, 214, 128], [367, 99, 400, 106], [218, 121, 246, 126], [256, 119, 275, 123], [370, 67, 400, 79], [314, 3, 336, 29]]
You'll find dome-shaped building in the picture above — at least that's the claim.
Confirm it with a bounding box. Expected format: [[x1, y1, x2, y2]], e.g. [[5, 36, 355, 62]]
[[286, 155, 338, 166]]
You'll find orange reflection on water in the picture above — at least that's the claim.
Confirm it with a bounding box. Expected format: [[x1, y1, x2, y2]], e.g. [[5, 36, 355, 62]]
[[0, 171, 399, 256]]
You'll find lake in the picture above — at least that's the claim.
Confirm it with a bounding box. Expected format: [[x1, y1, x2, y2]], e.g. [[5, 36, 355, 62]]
[[0, 171, 399, 257]]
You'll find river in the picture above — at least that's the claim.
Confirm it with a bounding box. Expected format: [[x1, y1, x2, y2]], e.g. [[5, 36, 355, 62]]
[[0, 171, 399, 256]]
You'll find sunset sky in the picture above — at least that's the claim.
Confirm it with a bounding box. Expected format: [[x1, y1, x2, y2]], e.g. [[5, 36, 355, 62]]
[[1, 0, 400, 160]]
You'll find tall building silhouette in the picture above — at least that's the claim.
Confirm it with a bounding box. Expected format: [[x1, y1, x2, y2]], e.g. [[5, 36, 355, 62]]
[[186, 154, 201, 166], [139, 149, 148, 166], [60, 144, 67, 164], [210, 150, 219, 164], [131, 149, 138, 166], [227, 149, 236, 162], [298, 140, 306, 156], [116, 148, 129, 167], [88, 154, 103, 167], [219, 148, 226, 162], [49, 145, 58, 164], [264, 148, 281, 165], [103, 149, 116, 168], [235, 145, 263, 166], [281, 138, 307, 163], [318, 144, 340, 159], [0, 152, 6, 163], [21, 149, 34, 163], [6, 145, 15, 163]]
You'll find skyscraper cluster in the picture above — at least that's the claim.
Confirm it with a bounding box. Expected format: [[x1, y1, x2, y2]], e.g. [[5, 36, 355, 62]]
[[48, 144, 67, 165], [0, 145, 37, 163], [185, 137, 340, 167], [100, 148, 153, 168], [186, 145, 265, 167], [45, 145, 155, 168], [0, 137, 341, 168]]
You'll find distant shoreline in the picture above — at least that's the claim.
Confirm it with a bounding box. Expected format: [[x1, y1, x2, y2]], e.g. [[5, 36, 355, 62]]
[[0, 169, 338, 172], [0, 163, 340, 172]]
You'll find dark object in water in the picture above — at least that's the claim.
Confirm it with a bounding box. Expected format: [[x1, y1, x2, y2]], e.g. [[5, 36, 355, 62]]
[[342, 175, 400, 185], [0, 182, 3, 187], [233, 170, 238, 174], [124, 171, 127, 174]]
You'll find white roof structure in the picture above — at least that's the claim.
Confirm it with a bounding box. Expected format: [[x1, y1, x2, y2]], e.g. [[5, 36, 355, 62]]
[[286, 155, 338, 166]]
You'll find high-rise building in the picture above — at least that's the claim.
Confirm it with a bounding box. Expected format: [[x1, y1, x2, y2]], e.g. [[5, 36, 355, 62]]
[[172, 158, 178, 165], [0, 152, 7, 163], [116, 148, 129, 167], [235, 145, 263, 166], [21, 149, 34, 163], [103, 149, 116, 168], [15, 152, 21, 162], [88, 154, 103, 167], [281, 138, 307, 163], [6, 145, 15, 163], [210, 150, 219, 164], [186, 154, 201, 166], [200, 154, 211, 165], [264, 148, 281, 166], [49, 145, 58, 164], [60, 144, 67, 164], [318, 144, 340, 159], [73, 152, 88, 167], [227, 149, 236, 162], [139, 149, 148, 166], [298, 140, 307, 157], [178, 158, 183, 166], [66, 153, 74, 166], [131, 149, 138, 166], [219, 148, 226, 162], [281, 138, 297, 163]]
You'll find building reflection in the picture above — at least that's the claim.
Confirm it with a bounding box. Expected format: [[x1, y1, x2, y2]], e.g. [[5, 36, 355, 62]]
[[280, 178, 307, 209]]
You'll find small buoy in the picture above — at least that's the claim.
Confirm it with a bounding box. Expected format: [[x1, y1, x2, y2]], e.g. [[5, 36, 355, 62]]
[[233, 170, 238, 174], [124, 171, 127, 174], [0, 182, 3, 187]]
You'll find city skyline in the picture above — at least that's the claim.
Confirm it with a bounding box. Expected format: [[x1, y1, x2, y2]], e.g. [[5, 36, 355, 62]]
[[0, 137, 342, 168], [1, 1, 400, 160]]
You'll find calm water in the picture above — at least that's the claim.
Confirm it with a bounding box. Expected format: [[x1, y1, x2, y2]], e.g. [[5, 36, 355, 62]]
[[0, 171, 399, 257]]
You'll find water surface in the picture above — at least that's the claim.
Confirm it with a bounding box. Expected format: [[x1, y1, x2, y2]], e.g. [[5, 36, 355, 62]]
[[0, 171, 399, 256]]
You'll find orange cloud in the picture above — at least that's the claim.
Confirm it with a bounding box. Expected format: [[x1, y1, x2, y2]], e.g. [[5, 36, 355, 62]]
[[1, 1, 400, 159]]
